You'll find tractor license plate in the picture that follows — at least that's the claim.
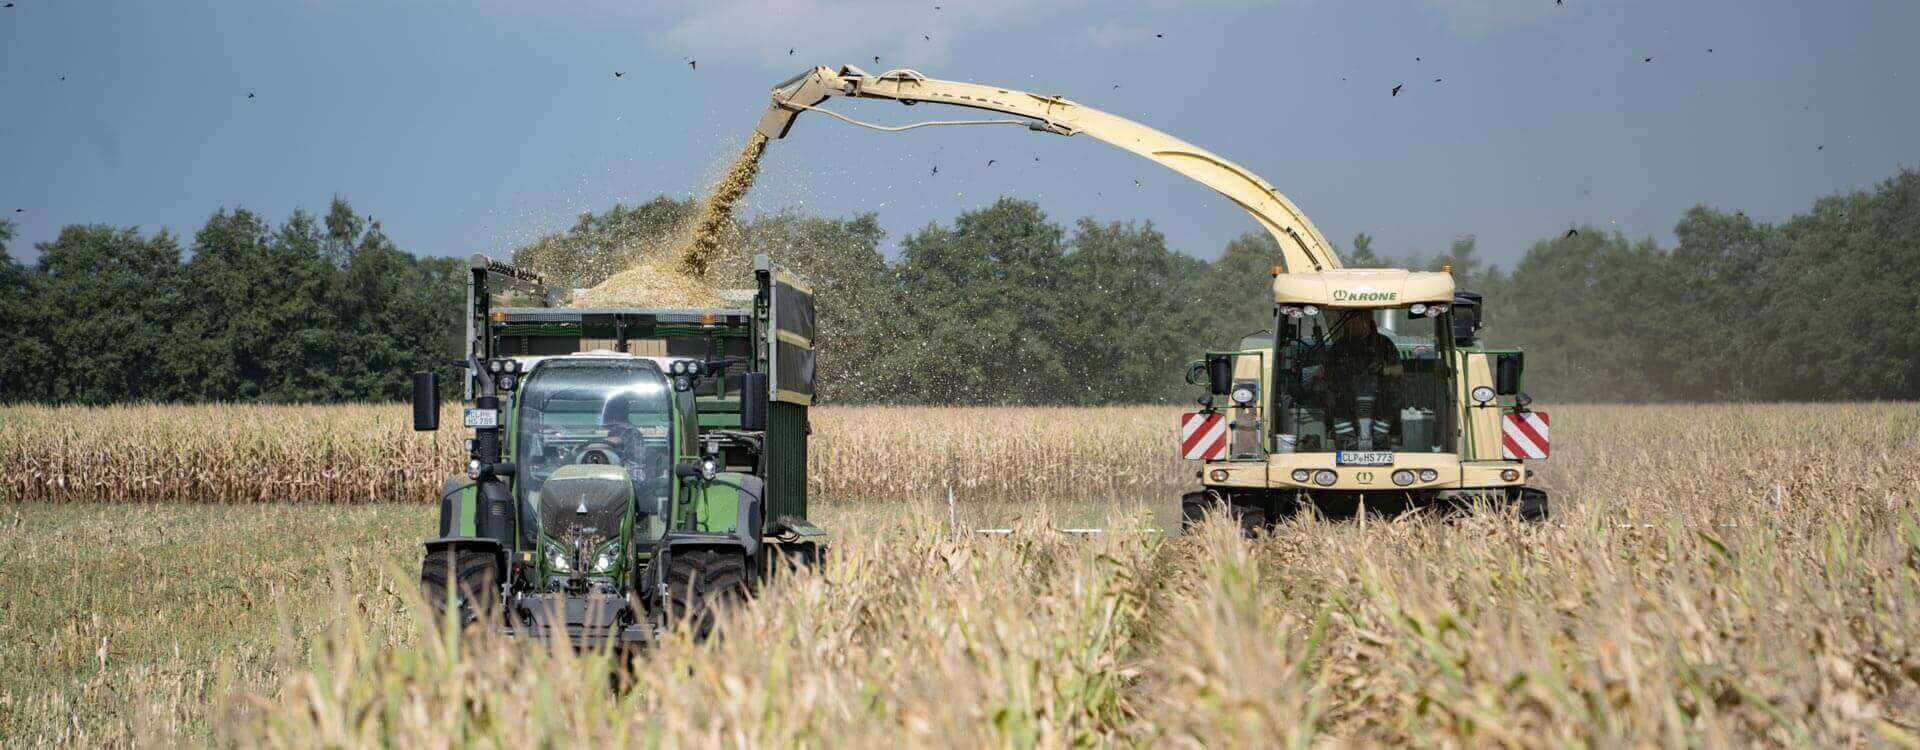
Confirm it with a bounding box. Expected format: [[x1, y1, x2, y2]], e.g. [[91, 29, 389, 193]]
[[463, 408, 499, 428], [1337, 451, 1393, 466]]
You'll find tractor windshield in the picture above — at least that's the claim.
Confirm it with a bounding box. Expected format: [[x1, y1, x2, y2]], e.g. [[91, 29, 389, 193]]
[[1274, 306, 1450, 454], [514, 359, 674, 514]]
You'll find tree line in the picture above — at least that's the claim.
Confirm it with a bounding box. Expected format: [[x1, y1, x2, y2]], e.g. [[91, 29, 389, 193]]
[[2, 168, 1915, 405]]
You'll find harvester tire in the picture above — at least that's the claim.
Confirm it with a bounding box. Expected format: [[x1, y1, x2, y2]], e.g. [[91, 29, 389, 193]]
[[1517, 492, 1550, 523], [420, 549, 499, 631], [664, 549, 750, 638]]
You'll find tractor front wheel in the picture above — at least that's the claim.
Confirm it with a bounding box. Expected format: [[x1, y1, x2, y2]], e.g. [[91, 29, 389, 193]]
[[663, 549, 750, 638], [420, 548, 499, 631]]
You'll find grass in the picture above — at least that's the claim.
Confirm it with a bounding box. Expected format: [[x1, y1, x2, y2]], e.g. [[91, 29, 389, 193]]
[[3, 403, 1919, 745]]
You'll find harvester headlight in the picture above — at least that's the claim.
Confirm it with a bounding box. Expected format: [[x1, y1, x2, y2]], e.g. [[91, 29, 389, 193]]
[[1290, 469, 1312, 483], [1419, 468, 1439, 482], [1313, 470, 1337, 487], [1409, 303, 1427, 316], [1208, 469, 1229, 482], [1392, 469, 1415, 486], [589, 542, 620, 574], [1471, 386, 1496, 404], [1430, 304, 1449, 315], [1501, 469, 1521, 482], [545, 543, 573, 573], [1280, 306, 1303, 319], [1302, 305, 1319, 317]]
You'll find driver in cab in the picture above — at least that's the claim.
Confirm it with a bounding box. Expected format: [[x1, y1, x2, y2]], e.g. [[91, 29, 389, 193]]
[[1313, 313, 1403, 436], [596, 391, 669, 496]]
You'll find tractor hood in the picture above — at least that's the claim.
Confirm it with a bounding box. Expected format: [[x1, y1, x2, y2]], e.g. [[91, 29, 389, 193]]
[[536, 464, 633, 551], [1272, 269, 1455, 308]]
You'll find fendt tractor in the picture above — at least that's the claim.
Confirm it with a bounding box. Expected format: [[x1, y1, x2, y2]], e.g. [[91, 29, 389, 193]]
[[756, 64, 1550, 529], [410, 253, 825, 646]]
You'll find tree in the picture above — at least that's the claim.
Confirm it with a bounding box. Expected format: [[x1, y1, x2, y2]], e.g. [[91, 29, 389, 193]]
[[880, 199, 1072, 404], [0, 221, 55, 401], [1348, 232, 1380, 266], [34, 225, 185, 403], [1059, 219, 1204, 403]]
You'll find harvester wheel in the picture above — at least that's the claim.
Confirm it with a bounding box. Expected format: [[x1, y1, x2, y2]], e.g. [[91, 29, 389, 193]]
[[663, 549, 750, 638], [420, 549, 499, 631], [1516, 490, 1550, 523]]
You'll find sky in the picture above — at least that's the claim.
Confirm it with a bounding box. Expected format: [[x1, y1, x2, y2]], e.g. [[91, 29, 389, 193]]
[[2, 0, 1916, 268]]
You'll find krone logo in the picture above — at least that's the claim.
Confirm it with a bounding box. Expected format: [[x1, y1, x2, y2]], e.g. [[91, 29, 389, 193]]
[[1333, 289, 1399, 302]]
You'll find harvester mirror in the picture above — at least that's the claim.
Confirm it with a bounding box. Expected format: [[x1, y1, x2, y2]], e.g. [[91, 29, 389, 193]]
[[740, 371, 769, 432], [411, 372, 439, 431], [1495, 353, 1524, 395], [1206, 354, 1234, 396], [1450, 294, 1483, 346]]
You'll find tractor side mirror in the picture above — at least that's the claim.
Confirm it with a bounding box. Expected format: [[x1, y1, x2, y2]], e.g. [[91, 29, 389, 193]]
[[1495, 353, 1523, 395], [1206, 354, 1234, 396], [411, 372, 439, 431], [741, 371, 769, 432]]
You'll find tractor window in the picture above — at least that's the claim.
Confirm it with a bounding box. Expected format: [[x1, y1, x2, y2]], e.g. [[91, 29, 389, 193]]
[[1274, 307, 1450, 454], [515, 359, 674, 520]]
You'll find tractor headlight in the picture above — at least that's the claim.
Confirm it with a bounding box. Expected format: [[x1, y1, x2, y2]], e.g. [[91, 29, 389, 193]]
[[467, 459, 483, 479], [589, 542, 620, 574], [669, 360, 686, 375], [1392, 469, 1415, 486], [1290, 468, 1312, 483], [545, 543, 573, 573], [1313, 470, 1337, 487], [1418, 468, 1439, 482]]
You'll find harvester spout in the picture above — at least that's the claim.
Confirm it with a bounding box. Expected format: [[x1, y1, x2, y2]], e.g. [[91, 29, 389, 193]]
[[753, 64, 1341, 273]]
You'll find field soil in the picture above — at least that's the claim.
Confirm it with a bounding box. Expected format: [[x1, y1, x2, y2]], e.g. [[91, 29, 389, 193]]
[[2, 403, 1918, 745]]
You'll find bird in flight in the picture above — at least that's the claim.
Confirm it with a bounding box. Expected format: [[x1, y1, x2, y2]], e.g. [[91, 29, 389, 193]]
[[986, 159, 996, 166], [873, 55, 881, 64], [788, 49, 794, 55], [931, 165, 939, 175], [614, 71, 624, 78], [1433, 78, 1442, 83], [246, 92, 255, 99], [923, 35, 930, 41], [1391, 84, 1403, 96], [688, 60, 697, 69], [1155, 33, 1164, 38], [1564, 229, 1578, 238], [1643, 57, 1653, 63]]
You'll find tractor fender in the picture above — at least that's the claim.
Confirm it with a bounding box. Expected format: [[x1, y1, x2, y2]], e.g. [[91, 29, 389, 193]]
[[437, 475, 476, 537], [421, 536, 506, 577], [702, 473, 766, 558]]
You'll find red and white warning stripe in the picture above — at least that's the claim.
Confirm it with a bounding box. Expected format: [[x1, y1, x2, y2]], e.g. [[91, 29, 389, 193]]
[[1180, 412, 1228, 460], [1501, 411, 1551, 459]]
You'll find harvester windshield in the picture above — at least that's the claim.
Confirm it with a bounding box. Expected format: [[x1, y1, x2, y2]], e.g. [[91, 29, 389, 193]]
[[1277, 307, 1451, 454], [515, 359, 674, 512]]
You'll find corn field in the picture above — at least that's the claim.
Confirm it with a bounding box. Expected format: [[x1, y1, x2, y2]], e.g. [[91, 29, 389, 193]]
[[3, 403, 1920, 745], [0, 404, 1189, 504]]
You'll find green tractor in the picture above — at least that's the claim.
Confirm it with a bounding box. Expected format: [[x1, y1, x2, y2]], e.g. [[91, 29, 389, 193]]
[[411, 254, 826, 645]]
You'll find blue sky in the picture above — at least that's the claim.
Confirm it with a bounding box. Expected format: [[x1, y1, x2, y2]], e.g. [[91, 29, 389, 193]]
[[2, 0, 1915, 267]]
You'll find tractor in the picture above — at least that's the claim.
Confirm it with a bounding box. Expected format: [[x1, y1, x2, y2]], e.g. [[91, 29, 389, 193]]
[[411, 253, 825, 645]]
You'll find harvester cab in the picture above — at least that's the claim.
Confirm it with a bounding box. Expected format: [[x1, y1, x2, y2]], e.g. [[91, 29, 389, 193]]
[[411, 253, 826, 646], [1182, 268, 1550, 528]]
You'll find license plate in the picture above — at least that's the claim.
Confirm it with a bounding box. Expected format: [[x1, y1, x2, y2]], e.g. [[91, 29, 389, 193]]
[[463, 408, 499, 428], [1337, 451, 1393, 466]]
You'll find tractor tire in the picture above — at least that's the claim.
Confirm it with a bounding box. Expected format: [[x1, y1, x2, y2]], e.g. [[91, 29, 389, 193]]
[[420, 548, 499, 631], [663, 549, 750, 638]]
